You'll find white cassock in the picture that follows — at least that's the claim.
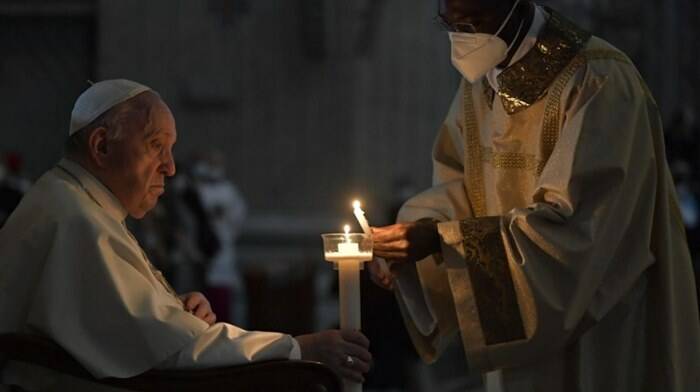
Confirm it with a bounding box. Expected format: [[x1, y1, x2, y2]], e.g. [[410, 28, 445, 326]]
[[393, 6, 700, 392], [0, 159, 298, 391]]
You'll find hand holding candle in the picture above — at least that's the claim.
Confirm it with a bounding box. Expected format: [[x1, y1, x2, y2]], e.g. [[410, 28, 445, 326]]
[[352, 200, 392, 277], [321, 229, 373, 392], [370, 219, 441, 263]]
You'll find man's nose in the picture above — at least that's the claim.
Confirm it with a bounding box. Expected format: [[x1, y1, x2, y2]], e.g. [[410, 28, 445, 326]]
[[161, 149, 176, 177]]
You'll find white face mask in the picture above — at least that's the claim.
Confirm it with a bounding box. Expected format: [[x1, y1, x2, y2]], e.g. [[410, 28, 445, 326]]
[[449, 0, 523, 83]]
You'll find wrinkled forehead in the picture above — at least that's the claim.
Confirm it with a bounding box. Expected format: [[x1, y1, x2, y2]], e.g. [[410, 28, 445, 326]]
[[116, 92, 175, 140], [143, 98, 176, 139]]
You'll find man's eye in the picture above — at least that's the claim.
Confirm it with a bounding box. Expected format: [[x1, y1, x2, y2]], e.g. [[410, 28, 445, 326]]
[[151, 141, 163, 149]]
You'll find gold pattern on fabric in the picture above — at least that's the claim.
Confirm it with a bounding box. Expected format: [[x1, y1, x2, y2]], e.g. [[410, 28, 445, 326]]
[[496, 9, 591, 115], [459, 217, 526, 344], [437, 224, 489, 367], [539, 49, 632, 176], [584, 49, 631, 64], [481, 146, 541, 172], [463, 84, 487, 217], [540, 53, 586, 176], [443, 248, 490, 367]]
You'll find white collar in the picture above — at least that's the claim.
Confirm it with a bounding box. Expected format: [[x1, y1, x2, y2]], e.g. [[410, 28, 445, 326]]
[[56, 158, 129, 222], [486, 4, 547, 92]]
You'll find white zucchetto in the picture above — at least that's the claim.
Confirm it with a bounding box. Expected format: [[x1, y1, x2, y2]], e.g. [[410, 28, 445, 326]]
[[69, 79, 153, 135]]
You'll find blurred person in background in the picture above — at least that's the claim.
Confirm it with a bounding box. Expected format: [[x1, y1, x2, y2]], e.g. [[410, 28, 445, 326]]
[[131, 160, 218, 295], [0, 152, 30, 227], [191, 150, 248, 325]]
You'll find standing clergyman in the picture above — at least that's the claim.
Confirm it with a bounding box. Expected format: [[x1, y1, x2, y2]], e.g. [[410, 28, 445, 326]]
[[369, 0, 700, 390]]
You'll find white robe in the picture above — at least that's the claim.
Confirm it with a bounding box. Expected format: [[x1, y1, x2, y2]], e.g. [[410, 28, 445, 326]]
[[393, 7, 700, 392], [0, 159, 298, 390]]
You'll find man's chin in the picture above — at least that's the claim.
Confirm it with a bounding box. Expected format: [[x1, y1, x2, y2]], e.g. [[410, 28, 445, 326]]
[[129, 210, 148, 219], [131, 198, 160, 219]]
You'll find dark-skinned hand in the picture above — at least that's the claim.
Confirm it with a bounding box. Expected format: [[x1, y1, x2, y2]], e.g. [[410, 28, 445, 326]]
[[371, 220, 441, 264], [367, 259, 395, 291]]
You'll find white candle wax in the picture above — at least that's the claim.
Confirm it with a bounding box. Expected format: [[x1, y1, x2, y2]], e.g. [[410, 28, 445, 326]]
[[338, 257, 362, 392], [324, 251, 373, 262], [352, 201, 391, 277], [338, 242, 359, 253], [326, 239, 372, 262], [353, 205, 372, 235], [338, 260, 361, 330], [324, 230, 369, 392]]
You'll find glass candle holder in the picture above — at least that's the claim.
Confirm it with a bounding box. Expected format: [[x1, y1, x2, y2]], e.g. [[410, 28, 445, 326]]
[[321, 233, 373, 264]]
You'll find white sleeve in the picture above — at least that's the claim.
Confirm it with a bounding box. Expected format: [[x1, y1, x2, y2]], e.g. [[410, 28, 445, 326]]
[[160, 323, 298, 369]]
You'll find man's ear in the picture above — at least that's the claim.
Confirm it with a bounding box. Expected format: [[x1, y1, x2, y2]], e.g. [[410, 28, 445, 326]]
[[87, 127, 110, 167]]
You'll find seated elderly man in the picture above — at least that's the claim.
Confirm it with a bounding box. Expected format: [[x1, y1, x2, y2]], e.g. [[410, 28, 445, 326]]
[[0, 79, 371, 390]]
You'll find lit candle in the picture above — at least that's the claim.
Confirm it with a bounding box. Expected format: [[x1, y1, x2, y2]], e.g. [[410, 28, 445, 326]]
[[352, 200, 372, 234], [325, 225, 372, 261], [321, 228, 373, 392], [352, 200, 391, 277], [338, 225, 359, 253]]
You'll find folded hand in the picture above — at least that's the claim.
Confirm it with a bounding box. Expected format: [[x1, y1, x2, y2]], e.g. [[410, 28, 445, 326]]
[[179, 291, 217, 325]]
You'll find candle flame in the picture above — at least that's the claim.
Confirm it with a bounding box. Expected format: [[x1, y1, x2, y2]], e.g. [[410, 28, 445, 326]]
[[343, 224, 351, 235], [352, 200, 361, 210]]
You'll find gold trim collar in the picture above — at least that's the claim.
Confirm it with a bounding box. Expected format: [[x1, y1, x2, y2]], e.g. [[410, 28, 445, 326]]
[[494, 9, 591, 114]]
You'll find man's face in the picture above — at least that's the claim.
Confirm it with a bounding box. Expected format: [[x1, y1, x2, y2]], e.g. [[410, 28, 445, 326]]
[[103, 95, 177, 219], [440, 0, 511, 34]]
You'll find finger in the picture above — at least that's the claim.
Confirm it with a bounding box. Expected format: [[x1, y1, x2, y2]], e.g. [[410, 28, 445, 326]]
[[337, 352, 371, 374], [337, 367, 364, 383], [382, 276, 394, 290], [348, 357, 371, 374], [369, 260, 395, 289], [373, 250, 408, 260], [369, 270, 392, 290], [341, 330, 370, 348], [371, 273, 391, 290], [204, 312, 217, 325], [194, 303, 209, 319], [342, 342, 372, 364], [343, 341, 372, 363], [373, 239, 409, 251], [372, 229, 405, 243], [367, 262, 389, 280], [371, 224, 409, 240], [184, 293, 201, 310]]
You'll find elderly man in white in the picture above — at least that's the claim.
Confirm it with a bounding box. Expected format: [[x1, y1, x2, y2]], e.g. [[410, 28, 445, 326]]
[[0, 79, 371, 391]]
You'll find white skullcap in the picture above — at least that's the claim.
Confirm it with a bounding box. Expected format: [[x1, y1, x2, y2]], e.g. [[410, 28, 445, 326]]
[[69, 79, 153, 136]]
